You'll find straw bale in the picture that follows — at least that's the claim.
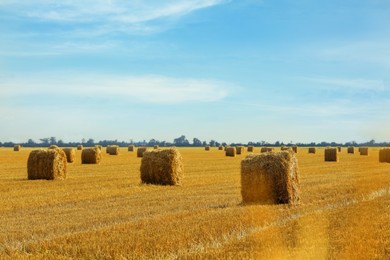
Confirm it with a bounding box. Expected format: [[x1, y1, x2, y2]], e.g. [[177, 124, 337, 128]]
[[360, 147, 369, 156], [218, 146, 223, 150], [14, 145, 21, 151], [140, 148, 183, 185], [292, 146, 298, 153], [62, 148, 76, 163], [247, 146, 254, 152], [27, 148, 67, 180], [241, 150, 300, 205], [205, 146, 210, 151], [347, 147, 355, 154], [337, 146, 341, 152], [236, 146, 245, 155], [81, 147, 102, 164], [137, 147, 148, 158], [128, 145, 135, 152], [226, 147, 236, 157], [308, 147, 316, 154], [107, 145, 120, 155], [261, 147, 273, 153], [77, 145, 83, 150], [281, 146, 290, 151], [325, 148, 338, 162], [379, 148, 390, 163], [154, 145, 159, 149]]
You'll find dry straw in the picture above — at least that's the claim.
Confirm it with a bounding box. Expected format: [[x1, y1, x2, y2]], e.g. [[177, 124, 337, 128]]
[[236, 146, 245, 155], [226, 147, 236, 157], [14, 145, 21, 151], [292, 146, 298, 153], [77, 145, 83, 150], [247, 146, 254, 152], [27, 148, 67, 180], [337, 146, 341, 152], [62, 148, 76, 163], [379, 148, 390, 163], [128, 145, 135, 152], [360, 147, 369, 156], [347, 147, 355, 154], [261, 147, 273, 153], [241, 150, 300, 205], [218, 146, 224, 150], [49, 145, 59, 149], [140, 148, 183, 185], [154, 145, 159, 149], [81, 147, 102, 164], [281, 146, 290, 151], [137, 147, 148, 158], [205, 146, 210, 151], [107, 145, 120, 155], [95, 145, 102, 151], [308, 147, 316, 154], [325, 148, 338, 162]]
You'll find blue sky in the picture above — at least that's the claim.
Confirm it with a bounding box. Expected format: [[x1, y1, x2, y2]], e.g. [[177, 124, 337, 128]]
[[1, 0, 389, 144]]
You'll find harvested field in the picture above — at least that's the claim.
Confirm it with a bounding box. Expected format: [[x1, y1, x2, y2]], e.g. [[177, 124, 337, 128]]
[[0, 147, 389, 259]]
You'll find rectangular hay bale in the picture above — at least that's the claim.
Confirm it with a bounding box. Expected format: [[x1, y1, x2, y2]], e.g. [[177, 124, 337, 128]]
[[325, 148, 338, 162], [241, 151, 300, 205], [27, 149, 67, 180], [140, 148, 183, 185]]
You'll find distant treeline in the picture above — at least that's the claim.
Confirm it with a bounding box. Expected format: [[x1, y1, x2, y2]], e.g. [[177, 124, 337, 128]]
[[1, 135, 389, 148]]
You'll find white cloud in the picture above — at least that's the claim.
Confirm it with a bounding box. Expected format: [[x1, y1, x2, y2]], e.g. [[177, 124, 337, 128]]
[[0, 73, 233, 104]]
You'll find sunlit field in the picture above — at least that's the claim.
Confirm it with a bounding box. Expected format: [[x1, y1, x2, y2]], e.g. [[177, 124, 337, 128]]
[[1, 147, 389, 259]]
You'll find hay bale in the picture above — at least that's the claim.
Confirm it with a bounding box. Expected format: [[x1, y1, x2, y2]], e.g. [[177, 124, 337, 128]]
[[154, 145, 159, 149], [360, 147, 369, 156], [292, 146, 298, 153], [205, 146, 210, 151], [308, 147, 316, 154], [236, 146, 245, 155], [247, 146, 254, 152], [128, 145, 135, 152], [241, 150, 300, 205], [261, 147, 273, 153], [137, 147, 148, 158], [77, 145, 83, 150], [224, 146, 230, 151], [218, 146, 224, 150], [27, 148, 67, 180], [379, 148, 390, 163], [226, 147, 236, 157], [81, 147, 101, 164], [347, 147, 355, 154], [107, 145, 119, 155], [325, 148, 338, 162], [281, 146, 290, 151], [337, 146, 341, 152], [14, 145, 21, 151], [140, 148, 183, 185], [62, 148, 76, 163]]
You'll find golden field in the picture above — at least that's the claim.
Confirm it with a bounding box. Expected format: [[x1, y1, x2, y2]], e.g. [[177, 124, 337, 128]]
[[0, 147, 389, 259]]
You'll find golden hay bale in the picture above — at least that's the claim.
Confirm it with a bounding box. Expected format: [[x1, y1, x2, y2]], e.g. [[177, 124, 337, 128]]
[[241, 150, 300, 205], [325, 148, 338, 162], [77, 145, 83, 150], [261, 147, 273, 153], [107, 145, 120, 155], [224, 146, 230, 151], [379, 148, 390, 163], [205, 146, 210, 151], [308, 147, 316, 154], [226, 147, 236, 157], [128, 145, 135, 152], [137, 147, 148, 158], [27, 148, 67, 180], [347, 147, 355, 154], [140, 148, 183, 185], [218, 146, 224, 150], [236, 146, 245, 155], [62, 148, 76, 163], [337, 146, 341, 152], [292, 146, 298, 153], [360, 147, 369, 156], [154, 145, 159, 149], [281, 146, 290, 151], [14, 145, 21, 151], [81, 147, 102, 164], [247, 146, 254, 152]]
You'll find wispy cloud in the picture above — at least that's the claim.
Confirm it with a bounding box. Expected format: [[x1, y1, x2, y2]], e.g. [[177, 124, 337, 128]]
[[0, 73, 234, 104]]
